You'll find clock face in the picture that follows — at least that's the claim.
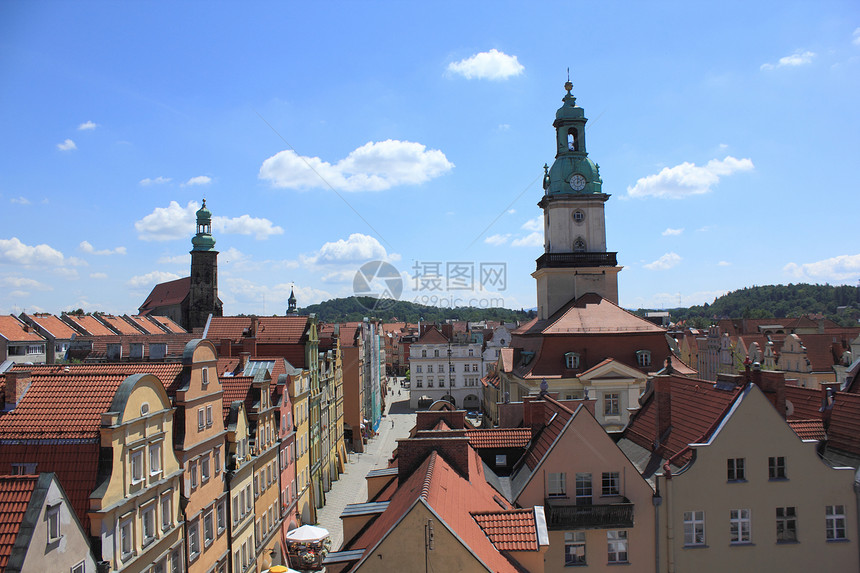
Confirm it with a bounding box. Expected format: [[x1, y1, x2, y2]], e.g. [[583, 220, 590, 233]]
[[569, 174, 587, 191]]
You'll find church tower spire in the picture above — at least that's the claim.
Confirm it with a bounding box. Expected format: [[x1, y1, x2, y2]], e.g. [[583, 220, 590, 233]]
[[188, 199, 223, 330], [533, 80, 621, 319]]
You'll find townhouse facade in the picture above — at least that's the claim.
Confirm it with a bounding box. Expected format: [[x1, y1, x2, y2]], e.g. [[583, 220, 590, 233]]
[[408, 325, 484, 410]]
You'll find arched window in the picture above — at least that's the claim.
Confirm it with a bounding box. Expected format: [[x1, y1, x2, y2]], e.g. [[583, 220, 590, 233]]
[[574, 237, 586, 252], [564, 352, 580, 369], [567, 128, 579, 151], [636, 350, 652, 367]]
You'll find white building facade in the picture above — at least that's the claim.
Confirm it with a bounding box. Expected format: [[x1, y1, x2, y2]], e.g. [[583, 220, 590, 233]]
[[409, 335, 483, 411]]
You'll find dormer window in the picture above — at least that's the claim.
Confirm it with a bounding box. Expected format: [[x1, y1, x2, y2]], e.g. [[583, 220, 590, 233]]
[[636, 350, 652, 367], [564, 352, 580, 369], [521, 351, 535, 366]]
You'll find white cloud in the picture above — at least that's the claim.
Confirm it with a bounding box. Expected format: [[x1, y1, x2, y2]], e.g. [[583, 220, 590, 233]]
[[260, 139, 453, 192], [718, 261, 731, 267], [521, 216, 543, 232], [140, 176, 171, 186], [135, 200, 283, 242], [644, 252, 682, 270], [662, 228, 684, 236], [127, 270, 183, 288], [79, 240, 126, 256], [627, 156, 754, 199], [447, 49, 524, 80], [303, 233, 398, 266], [158, 254, 190, 265], [511, 232, 543, 248], [498, 124, 511, 131], [485, 234, 510, 246], [183, 175, 212, 186], [0, 237, 65, 266], [57, 139, 77, 151], [761, 50, 816, 71], [216, 214, 284, 240], [854, 28, 860, 46], [507, 209, 516, 214], [783, 254, 860, 282], [224, 277, 333, 309], [78, 121, 97, 131], [90, 272, 108, 279], [0, 276, 51, 291], [10, 197, 30, 205]]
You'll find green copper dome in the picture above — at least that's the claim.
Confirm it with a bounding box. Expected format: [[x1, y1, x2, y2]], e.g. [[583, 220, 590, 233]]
[[191, 198, 216, 252], [196, 199, 212, 223], [543, 80, 604, 196]]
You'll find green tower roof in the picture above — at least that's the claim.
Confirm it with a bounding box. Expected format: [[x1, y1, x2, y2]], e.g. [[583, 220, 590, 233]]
[[191, 198, 216, 252]]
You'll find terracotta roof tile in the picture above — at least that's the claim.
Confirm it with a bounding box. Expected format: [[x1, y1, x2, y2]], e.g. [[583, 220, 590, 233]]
[[827, 392, 860, 456], [150, 315, 187, 333], [0, 316, 46, 343], [785, 385, 823, 420], [788, 419, 826, 441], [97, 315, 142, 335], [62, 315, 116, 336], [21, 313, 77, 339], [473, 508, 538, 551], [138, 276, 190, 311], [0, 475, 39, 570], [221, 376, 255, 422], [416, 327, 449, 344], [9, 362, 187, 395], [514, 294, 665, 336], [522, 398, 574, 471], [126, 315, 167, 335], [467, 428, 532, 449]]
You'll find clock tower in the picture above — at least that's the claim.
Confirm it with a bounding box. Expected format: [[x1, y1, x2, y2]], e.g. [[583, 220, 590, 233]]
[[533, 81, 621, 319]]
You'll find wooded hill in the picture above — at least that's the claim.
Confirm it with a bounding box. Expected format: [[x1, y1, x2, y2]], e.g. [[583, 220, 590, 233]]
[[297, 296, 534, 324]]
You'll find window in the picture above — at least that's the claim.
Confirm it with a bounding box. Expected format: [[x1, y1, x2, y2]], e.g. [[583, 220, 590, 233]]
[[636, 350, 651, 367], [727, 458, 745, 481], [189, 521, 200, 557], [421, 350, 427, 357], [27, 345, 44, 355], [204, 510, 215, 545], [206, 405, 213, 427], [564, 531, 586, 566], [769, 456, 786, 479], [573, 210, 585, 222], [428, 379, 433, 388], [463, 364, 469, 372], [131, 450, 144, 483], [71, 562, 85, 573], [11, 463, 36, 475], [434, 349, 439, 357], [548, 472, 566, 497], [602, 472, 620, 496], [46, 503, 61, 542], [730, 509, 751, 543], [564, 352, 580, 369], [245, 485, 252, 512], [450, 376, 456, 387], [607, 530, 628, 563], [120, 517, 134, 559], [198, 408, 205, 431], [233, 496, 240, 524], [495, 454, 507, 467], [201, 455, 210, 483], [217, 500, 226, 533], [202, 367, 209, 387], [416, 365, 422, 373], [684, 511, 705, 546], [576, 473, 592, 505], [214, 448, 221, 474], [416, 378, 423, 388], [469, 349, 474, 356], [776, 507, 797, 543], [604, 393, 620, 416], [150, 442, 162, 476], [573, 237, 586, 252], [826, 505, 846, 540], [152, 559, 166, 573], [142, 504, 156, 545], [190, 462, 198, 489], [161, 494, 172, 531], [449, 363, 455, 372]]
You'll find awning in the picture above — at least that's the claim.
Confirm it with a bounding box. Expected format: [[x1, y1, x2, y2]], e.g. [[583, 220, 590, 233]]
[[286, 524, 330, 543]]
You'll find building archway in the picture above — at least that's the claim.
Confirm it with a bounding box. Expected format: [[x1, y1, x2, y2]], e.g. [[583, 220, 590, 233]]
[[463, 394, 480, 410], [441, 394, 456, 407]]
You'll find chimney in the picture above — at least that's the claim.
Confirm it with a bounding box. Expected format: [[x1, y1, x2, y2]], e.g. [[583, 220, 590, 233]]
[[522, 396, 546, 436], [238, 352, 251, 374], [654, 376, 672, 447], [820, 382, 841, 426], [5, 370, 32, 410], [242, 337, 256, 355], [249, 316, 258, 337], [749, 364, 787, 418], [220, 339, 232, 358]]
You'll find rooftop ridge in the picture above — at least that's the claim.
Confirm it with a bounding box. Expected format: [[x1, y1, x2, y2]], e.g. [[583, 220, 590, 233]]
[[420, 451, 438, 501]]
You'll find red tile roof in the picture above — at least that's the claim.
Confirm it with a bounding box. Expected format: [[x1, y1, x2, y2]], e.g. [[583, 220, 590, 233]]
[[150, 315, 187, 333], [206, 316, 308, 344], [8, 362, 187, 395], [138, 276, 190, 312], [0, 475, 38, 570], [623, 375, 742, 466], [126, 315, 166, 335], [827, 392, 860, 456], [521, 398, 575, 471], [0, 316, 46, 343], [785, 385, 823, 420], [416, 326, 449, 344], [221, 376, 255, 422], [97, 315, 142, 335], [467, 428, 532, 449], [514, 294, 665, 336], [21, 313, 77, 339], [788, 419, 826, 441], [62, 314, 116, 336], [473, 508, 539, 551]]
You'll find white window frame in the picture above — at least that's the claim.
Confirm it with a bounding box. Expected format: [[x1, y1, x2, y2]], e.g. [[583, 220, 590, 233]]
[[730, 508, 751, 544], [214, 447, 221, 474], [564, 530, 586, 566], [198, 408, 205, 431], [188, 520, 200, 558], [636, 350, 651, 367], [161, 493, 172, 531], [149, 442, 162, 476], [826, 505, 847, 540], [130, 449, 144, 484], [120, 517, 134, 560], [202, 367, 209, 387], [217, 500, 226, 533], [684, 510, 706, 546], [602, 472, 620, 496], [141, 503, 156, 546], [46, 503, 61, 543], [71, 562, 85, 573], [206, 405, 213, 427], [564, 352, 580, 369], [204, 509, 215, 545], [576, 473, 593, 505], [607, 530, 628, 563], [190, 461, 198, 489], [548, 472, 566, 497], [604, 393, 620, 416], [201, 454, 210, 483]]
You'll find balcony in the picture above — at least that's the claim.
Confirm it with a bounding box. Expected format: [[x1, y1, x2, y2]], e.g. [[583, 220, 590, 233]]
[[535, 252, 618, 270], [544, 498, 634, 530]]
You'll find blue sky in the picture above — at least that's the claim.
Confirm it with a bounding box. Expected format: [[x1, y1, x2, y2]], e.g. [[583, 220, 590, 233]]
[[1, 1, 858, 317]]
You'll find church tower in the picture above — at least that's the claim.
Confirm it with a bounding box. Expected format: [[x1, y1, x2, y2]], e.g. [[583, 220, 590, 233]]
[[187, 199, 223, 330], [533, 81, 621, 319]]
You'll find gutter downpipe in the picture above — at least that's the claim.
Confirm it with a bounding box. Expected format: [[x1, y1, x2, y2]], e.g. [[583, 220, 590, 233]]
[[653, 478, 662, 573], [663, 464, 674, 573]]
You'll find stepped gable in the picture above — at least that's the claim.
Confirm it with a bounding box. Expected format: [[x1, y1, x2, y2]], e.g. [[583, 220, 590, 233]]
[[0, 475, 39, 570], [622, 374, 743, 467], [344, 448, 528, 572], [138, 277, 191, 315]]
